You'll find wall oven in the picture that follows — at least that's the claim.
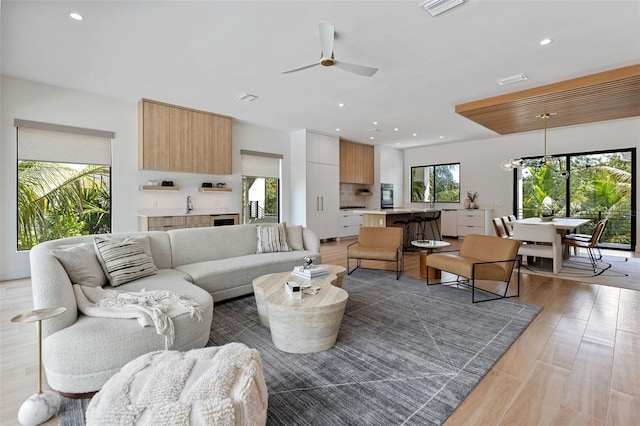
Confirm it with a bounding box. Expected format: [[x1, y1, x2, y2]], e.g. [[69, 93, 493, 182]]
[[381, 183, 394, 209]]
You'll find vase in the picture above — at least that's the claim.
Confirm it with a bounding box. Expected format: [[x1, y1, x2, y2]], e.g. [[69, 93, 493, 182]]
[[472, 202, 478, 209], [464, 199, 471, 209]]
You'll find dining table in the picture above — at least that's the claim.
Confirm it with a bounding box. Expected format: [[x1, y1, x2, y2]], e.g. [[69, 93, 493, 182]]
[[511, 217, 591, 259]]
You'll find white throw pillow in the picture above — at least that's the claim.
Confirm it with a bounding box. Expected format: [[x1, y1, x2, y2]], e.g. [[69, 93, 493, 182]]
[[94, 236, 157, 287], [286, 224, 304, 251], [256, 223, 291, 253], [51, 243, 108, 287]]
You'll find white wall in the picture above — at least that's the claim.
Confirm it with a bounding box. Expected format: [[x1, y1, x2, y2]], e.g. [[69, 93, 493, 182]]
[[403, 117, 640, 251], [0, 76, 290, 280]]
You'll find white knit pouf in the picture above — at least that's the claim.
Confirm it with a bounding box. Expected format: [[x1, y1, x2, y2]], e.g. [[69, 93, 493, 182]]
[[85, 343, 268, 425]]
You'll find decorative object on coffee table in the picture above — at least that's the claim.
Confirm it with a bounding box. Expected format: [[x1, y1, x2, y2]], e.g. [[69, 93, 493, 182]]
[[11, 307, 66, 426]]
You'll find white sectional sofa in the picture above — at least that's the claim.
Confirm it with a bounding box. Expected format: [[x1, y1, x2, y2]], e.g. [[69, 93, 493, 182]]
[[29, 223, 321, 394]]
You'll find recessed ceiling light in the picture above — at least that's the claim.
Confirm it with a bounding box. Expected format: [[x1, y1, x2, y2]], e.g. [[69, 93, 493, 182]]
[[336, 128, 340, 132], [69, 12, 84, 21], [497, 73, 528, 86], [373, 121, 378, 125], [439, 136, 444, 139], [412, 133, 417, 137], [394, 128, 399, 131], [396, 142, 401, 146], [540, 38, 553, 46], [338, 103, 345, 107], [370, 136, 374, 140]]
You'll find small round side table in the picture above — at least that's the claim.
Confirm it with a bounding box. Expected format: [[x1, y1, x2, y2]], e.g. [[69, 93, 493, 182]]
[[411, 240, 451, 279], [11, 307, 66, 426]]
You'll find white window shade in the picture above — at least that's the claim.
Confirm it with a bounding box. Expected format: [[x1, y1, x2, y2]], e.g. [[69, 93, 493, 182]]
[[16, 120, 113, 166], [241, 150, 282, 178]]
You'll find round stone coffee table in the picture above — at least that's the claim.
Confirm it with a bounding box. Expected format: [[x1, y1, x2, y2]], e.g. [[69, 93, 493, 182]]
[[411, 240, 451, 279], [252, 264, 347, 354]]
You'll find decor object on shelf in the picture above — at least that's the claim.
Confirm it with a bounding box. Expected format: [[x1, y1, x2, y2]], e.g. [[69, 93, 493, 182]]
[[466, 191, 478, 209], [202, 182, 213, 188], [12, 307, 67, 426]]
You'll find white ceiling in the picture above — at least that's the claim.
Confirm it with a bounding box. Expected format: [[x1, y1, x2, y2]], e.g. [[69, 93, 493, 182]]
[[2, 1, 639, 149]]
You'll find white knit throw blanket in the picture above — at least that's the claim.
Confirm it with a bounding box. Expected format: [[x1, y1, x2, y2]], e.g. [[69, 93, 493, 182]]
[[73, 285, 203, 349]]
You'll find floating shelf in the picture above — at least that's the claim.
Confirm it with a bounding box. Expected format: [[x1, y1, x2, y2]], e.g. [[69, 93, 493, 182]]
[[199, 187, 232, 192], [139, 185, 179, 191]]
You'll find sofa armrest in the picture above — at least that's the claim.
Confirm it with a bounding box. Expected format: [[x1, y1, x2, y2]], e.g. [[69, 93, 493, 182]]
[[30, 243, 79, 337]]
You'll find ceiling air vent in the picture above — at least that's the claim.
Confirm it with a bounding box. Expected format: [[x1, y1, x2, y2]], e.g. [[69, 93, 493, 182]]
[[497, 73, 529, 86], [418, 0, 465, 17], [236, 93, 258, 102]]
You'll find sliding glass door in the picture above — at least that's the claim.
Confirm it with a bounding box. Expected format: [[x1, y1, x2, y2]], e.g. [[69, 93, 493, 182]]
[[516, 148, 635, 251]]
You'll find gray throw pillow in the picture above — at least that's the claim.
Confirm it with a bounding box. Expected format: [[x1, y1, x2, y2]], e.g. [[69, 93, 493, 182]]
[[286, 224, 304, 251], [94, 236, 157, 287], [51, 243, 108, 287]]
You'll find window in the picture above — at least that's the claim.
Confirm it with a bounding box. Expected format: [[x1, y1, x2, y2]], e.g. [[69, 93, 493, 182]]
[[241, 150, 282, 224], [411, 163, 460, 203], [16, 120, 113, 250], [515, 148, 635, 251]]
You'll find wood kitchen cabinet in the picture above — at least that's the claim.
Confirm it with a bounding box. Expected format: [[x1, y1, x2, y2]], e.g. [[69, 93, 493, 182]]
[[138, 99, 232, 174], [339, 139, 374, 184]]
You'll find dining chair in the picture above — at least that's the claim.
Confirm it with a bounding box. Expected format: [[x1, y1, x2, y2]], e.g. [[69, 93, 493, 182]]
[[512, 222, 562, 274], [501, 216, 514, 237], [492, 217, 510, 238], [562, 219, 608, 271]]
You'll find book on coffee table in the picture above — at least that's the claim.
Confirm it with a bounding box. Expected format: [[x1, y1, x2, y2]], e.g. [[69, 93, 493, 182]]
[[292, 266, 327, 279]]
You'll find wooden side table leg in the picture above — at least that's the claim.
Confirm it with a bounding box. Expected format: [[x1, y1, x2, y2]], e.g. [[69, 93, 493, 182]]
[[420, 249, 442, 279]]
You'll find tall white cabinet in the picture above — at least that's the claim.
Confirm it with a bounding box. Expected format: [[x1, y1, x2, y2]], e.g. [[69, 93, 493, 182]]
[[290, 130, 339, 240]]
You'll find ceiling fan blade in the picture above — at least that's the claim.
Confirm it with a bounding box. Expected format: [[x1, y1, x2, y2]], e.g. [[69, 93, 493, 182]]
[[281, 62, 320, 74], [333, 60, 378, 77], [318, 21, 334, 59]]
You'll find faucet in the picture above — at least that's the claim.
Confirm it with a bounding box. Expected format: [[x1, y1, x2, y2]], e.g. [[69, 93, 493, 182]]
[[186, 195, 193, 214]]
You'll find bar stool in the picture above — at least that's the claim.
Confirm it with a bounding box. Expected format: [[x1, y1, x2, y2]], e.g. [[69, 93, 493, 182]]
[[392, 213, 414, 251], [410, 211, 426, 241], [423, 211, 441, 240]]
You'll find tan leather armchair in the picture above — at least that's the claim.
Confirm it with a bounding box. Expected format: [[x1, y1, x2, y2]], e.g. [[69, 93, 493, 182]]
[[347, 227, 404, 279], [425, 234, 520, 303]]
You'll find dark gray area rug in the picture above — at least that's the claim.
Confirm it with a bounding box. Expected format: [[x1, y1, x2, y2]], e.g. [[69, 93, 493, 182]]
[[58, 270, 541, 425]]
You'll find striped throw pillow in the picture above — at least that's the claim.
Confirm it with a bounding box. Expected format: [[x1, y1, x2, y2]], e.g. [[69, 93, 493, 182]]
[[94, 237, 157, 287], [256, 223, 291, 253]]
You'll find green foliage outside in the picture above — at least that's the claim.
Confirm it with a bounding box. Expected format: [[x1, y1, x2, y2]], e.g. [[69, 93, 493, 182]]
[[264, 178, 279, 216], [521, 152, 632, 245], [17, 161, 111, 250], [411, 164, 460, 202]]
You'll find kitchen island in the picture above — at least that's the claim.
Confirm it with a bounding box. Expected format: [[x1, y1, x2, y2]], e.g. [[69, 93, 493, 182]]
[[360, 208, 441, 240]]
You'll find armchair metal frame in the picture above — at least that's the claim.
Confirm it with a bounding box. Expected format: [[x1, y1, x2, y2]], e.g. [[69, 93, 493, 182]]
[[426, 251, 521, 303]]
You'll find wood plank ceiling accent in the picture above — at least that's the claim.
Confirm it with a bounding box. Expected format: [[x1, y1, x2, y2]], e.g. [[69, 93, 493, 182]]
[[455, 64, 640, 135]]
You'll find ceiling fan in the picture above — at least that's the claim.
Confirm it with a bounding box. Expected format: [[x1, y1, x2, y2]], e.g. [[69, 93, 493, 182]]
[[282, 21, 378, 77]]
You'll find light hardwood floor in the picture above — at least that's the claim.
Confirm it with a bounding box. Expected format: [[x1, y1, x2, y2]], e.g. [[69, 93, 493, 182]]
[[1, 237, 638, 425]]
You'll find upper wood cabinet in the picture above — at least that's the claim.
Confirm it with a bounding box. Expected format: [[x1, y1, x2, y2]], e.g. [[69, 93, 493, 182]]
[[138, 99, 232, 174], [339, 139, 374, 184]]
